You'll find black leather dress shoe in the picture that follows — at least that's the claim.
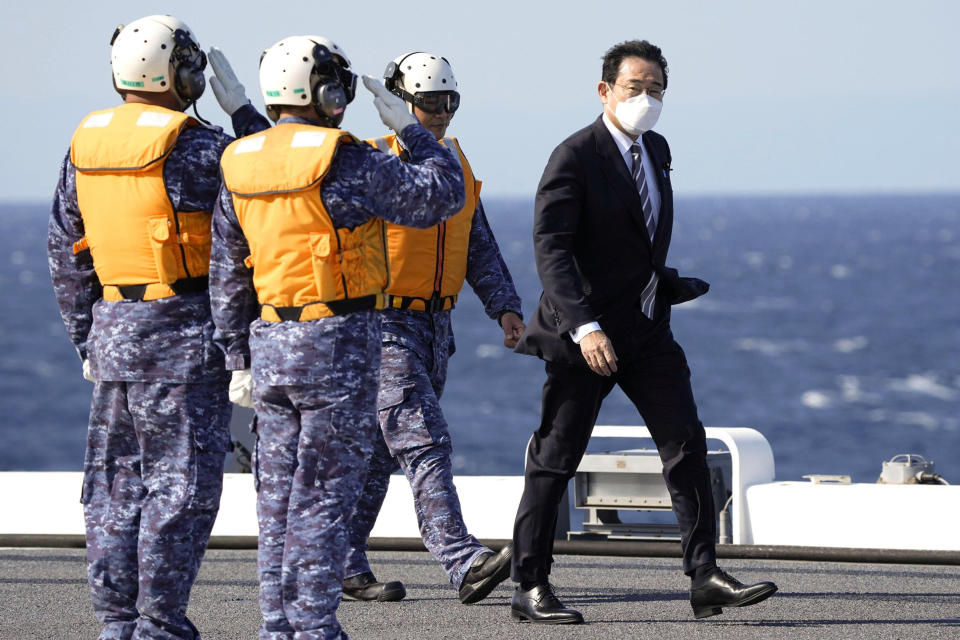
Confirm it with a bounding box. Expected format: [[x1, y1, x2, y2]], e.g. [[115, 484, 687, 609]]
[[459, 544, 513, 604], [690, 569, 777, 619], [342, 572, 406, 602], [511, 583, 584, 624]]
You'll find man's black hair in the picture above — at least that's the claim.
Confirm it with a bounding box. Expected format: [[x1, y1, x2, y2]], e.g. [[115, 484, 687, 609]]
[[601, 40, 668, 90]]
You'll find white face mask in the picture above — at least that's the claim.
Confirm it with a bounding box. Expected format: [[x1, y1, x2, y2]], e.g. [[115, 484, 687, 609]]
[[611, 90, 662, 136]]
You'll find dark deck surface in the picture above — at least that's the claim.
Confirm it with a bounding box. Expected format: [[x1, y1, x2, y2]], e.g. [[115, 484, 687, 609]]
[[3, 548, 959, 639]]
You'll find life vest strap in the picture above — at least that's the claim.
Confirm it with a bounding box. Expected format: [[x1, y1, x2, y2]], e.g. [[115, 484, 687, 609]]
[[260, 293, 388, 322], [390, 294, 457, 313], [102, 276, 209, 302]]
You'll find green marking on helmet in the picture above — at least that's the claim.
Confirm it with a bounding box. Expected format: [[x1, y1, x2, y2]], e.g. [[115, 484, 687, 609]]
[[120, 79, 145, 88], [293, 88, 306, 94], [151, 76, 165, 82], [266, 90, 281, 97]]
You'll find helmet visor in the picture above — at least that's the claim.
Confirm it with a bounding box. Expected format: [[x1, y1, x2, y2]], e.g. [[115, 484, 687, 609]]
[[313, 43, 357, 104], [412, 91, 460, 114], [173, 29, 207, 71]]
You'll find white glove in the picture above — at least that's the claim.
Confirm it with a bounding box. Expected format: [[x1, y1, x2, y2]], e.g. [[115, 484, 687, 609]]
[[209, 47, 251, 115], [82, 359, 96, 383], [362, 75, 418, 133], [229, 369, 254, 408]]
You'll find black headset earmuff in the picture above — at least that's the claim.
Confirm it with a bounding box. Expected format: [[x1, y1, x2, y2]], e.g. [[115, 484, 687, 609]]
[[172, 29, 207, 104], [310, 44, 347, 122], [110, 25, 123, 97], [383, 52, 422, 98]]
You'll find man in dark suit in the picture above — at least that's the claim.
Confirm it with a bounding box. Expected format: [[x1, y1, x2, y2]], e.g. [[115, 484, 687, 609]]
[[510, 40, 777, 624]]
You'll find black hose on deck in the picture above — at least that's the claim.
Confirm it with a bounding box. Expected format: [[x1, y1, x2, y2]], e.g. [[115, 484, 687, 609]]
[[4, 534, 960, 566]]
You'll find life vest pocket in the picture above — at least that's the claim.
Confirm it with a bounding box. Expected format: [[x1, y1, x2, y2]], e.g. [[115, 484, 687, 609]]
[[177, 211, 213, 277], [147, 216, 180, 283], [339, 244, 366, 298], [309, 231, 341, 300], [338, 225, 386, 297]]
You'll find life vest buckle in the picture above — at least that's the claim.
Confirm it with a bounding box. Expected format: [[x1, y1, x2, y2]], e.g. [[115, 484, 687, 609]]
[[425, 293, 457, 313], [425, 293, 444, 313]]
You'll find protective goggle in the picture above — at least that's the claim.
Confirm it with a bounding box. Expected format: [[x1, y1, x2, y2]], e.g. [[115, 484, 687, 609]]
[[402, 90, 460, 114]]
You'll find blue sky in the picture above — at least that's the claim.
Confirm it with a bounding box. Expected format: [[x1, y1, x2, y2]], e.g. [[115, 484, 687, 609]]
[[2, 0, 958, 200]]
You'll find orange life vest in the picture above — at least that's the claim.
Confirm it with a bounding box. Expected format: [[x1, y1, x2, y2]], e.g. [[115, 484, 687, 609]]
[[221, 123, 389, 322], [70, 103, 212, 302], [368, 134, 480, 312]]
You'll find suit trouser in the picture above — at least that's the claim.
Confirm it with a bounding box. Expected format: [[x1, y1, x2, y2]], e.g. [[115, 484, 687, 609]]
[[82, 381, 230, 640], [512, 334, 717, 583], [344, 338, 488, 591]]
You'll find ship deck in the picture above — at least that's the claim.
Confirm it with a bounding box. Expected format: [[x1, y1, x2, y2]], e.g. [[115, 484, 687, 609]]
[[3, 548, 960, 639]]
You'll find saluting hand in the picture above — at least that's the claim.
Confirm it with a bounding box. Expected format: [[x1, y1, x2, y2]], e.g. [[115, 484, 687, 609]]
[[208, 47, 250, 115], [500, 312, 525, 349], [579, 330, 618, 376], [361, 75, 418, 133]]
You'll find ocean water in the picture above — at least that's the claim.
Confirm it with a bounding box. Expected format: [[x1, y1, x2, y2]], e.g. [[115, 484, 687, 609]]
[[2, 195, 959, 485]]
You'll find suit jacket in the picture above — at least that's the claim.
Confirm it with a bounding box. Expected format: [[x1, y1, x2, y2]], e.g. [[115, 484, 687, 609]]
[[515, 116, 708, 365]]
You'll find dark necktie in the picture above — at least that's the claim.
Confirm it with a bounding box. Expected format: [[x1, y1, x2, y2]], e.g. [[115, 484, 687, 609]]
[[630, 142, 659, 319], [630, 142, 658, 239]]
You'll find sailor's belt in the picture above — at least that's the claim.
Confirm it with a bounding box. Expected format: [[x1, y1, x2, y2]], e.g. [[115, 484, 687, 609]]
[[103, 276, 209, 302], [389, 294, 457, 313], [260, 293, 388, 322]]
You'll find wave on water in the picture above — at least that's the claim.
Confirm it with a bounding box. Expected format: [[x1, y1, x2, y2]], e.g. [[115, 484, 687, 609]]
[[5, 194, 960, 484], [838, 375, 881, 403], [474, 344, 504, 359], [735, 337, 809, 356], [677, 296, 798, 314], [886, 373, 958, 401], [801, 390, 832, 409], [833, 336, 869, 353]]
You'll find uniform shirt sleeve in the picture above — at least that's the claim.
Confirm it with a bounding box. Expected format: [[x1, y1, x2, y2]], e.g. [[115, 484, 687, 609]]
[[47, 151, 101, 362], [210, 184, 258, 370], [165, 125, 234, 213], [322, 123, 465, 230], [231, 103, 272, 139], [465, 197, 523, 321]]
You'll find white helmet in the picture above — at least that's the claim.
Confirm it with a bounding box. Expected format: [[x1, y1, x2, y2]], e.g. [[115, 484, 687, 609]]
[[383, 52, 459, 114], [110, 15, 206, 107], [258, 35, 357, 124], [305, 35, 352, 69]]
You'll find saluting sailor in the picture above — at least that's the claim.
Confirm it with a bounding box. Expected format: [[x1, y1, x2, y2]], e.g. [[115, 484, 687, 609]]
[[341, 52, 524, 605], [48, 14, 255, 640], [209, 36, 465, 640]]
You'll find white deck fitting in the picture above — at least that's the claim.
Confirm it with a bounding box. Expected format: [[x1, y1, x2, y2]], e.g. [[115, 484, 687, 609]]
[[5, 425, 959, 551], [1, 471, 524, 540], [745, 481, 960, 550], [1, 472, 85, 535], [214, 473, 525, 539], [590, 425, 776, 544], [589, 425, 960, 551]]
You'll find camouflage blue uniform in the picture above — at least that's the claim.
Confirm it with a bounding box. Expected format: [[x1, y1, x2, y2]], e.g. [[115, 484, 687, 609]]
[[47, 104, 264, 639], [344, 197, 522, 591], [210, 115, 464, 640]]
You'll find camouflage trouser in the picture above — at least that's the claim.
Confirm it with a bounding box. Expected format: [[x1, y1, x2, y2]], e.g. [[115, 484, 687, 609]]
[[82, 380, 231, 640], [344, 333, 488, 591], [252, 316, 381, 640]]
